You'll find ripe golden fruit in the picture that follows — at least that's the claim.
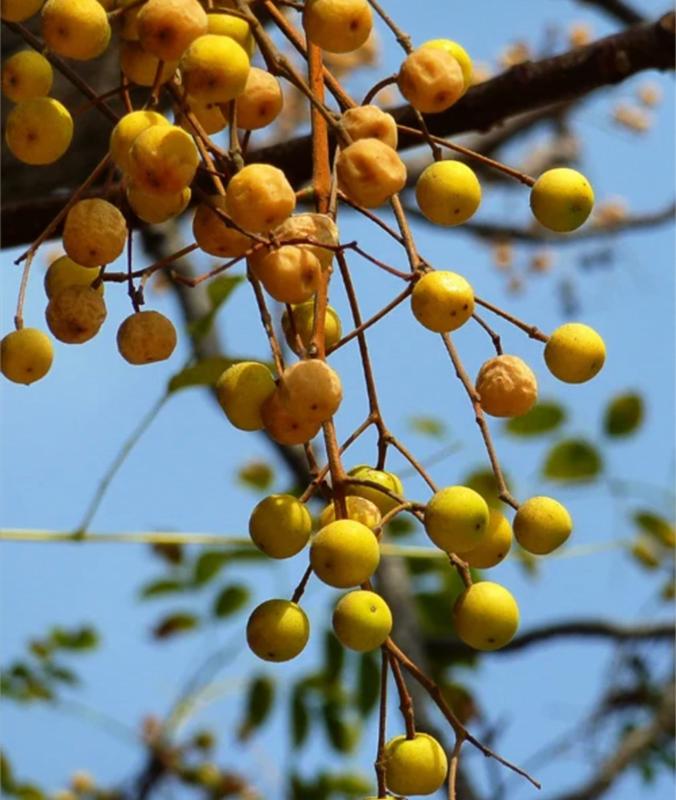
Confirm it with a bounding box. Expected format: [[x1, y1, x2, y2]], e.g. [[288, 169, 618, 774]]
[[336, 138, 406, 208], [1, 328, 53, 385], [110, 110, 169, 173], [180, 34, 250, 104], [177, 96, 228, 135], [63, 199, 127, 268], [303, 0, 373, 54], [128, 125, 199, 195], [118, 0, 140, 39], [544, 323, 606, 384], [249, 494, 312, 559], [207, 13, 254, 58], [398, 47, 464, 113], [5, 97, 72, 165], [453, 581, 519, 650], [530, 168, 594, 232], [281, 301, 342, 355], [44, 256, 102, 299], [421, 38, 473, 92], [341, 105, 398, 149], [246, 599, 309, 662], [461, 509, 513, 569], [120, 41, 178, 87], [475, 354, 538, 418], [333, 590, 392, 651], [425, 485, 489, 553], [117, 310, 177, 365], [226, 164, 296, 233], [2, 50, 52, 102], [235, 67, 283, 130], [261, 389, 322, 445], [279, 359, 343, 424], [415, 160, 481, 226], [192, 195, 252, 257], [46, 285, 106, 344], [41, 0, 111, 61], [251, 246, 321, 305], [1, 0, 44, 22], [384, 733, 448, 795], [273, 213, 339, 271], [137, 0, 207, 62], [318, 496, 382, 531], [513, 496, 572, 555], [310, 519, 380, 588], [126, 184, 191, 224], [216, 361, 276, 431], [346, 466, 404, 515], [411, 270, 474, 333]]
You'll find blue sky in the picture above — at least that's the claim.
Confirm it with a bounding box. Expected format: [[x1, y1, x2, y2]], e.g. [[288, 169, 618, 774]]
[[1, 1, 674, 798]]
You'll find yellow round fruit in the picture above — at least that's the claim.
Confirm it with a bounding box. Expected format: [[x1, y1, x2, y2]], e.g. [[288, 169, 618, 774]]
[[530, 168, 594, 232], [117, 310, 177, 365], [398, 46, 464, 113], [44, 256, 102, 299], [421, 39, 473, 92], [461, 509, 512, 569], [411, 270, 474, 333], [128, 124, 199, 195], [318, 495, 382, 531], [192, 195, 252, 258], [336, 138, 406, 208], [5, 97, 72, 165], [340, 105, 398, 149], [216, 361, 276, 431], [513, 496, 572, 555], [261, 389, 322, 445], [415, 160, 481, 226], [332, 590, 392, 651], [109, 110, 169, 173], [346, 466, 404, 515], [177, 95, 228, 135], [246, 599, 309, 662], [118, 0, 141, 40], [126, 184, 191, 224], [180, 34, 250, 104], [425, 485, 489, 553], [453, 581, 519, 651], [41, 0, 110, 60], [137, 0, 207, 62], [1, 328, 53, 385], [273, 213, 339, 271], [45, 285, 106, 344], [475, 354, 538, 418], [63, 199, 127, 268], [120, 41, 178, 87], [225, 164, 296, 233], [303, 0, 373, 54], [2, 50, 52, 102], [1, 0, 44, 22], [235, 67, 283, 130], [251, 246, 321, 305], [544, 323, 606, 384], [207, 12, 254, 58], [279, 359, 342, 424], [249, 494, 312, 559], [310, 519, 380, 588], [281, 301, 342, 355], [384, 733, 448, 795]]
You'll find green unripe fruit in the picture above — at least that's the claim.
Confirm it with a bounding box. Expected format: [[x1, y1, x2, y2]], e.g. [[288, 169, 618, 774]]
[[513, 496, 572, 555], [384, 732, 448, 795], [424, 485, 489, 553], [310, 519, 380, 588], [453, 581, 519, 651], [332, 590, 392, 651], [530, 168, 594, 232], [44, 256, 103, 299], [246, 599, 309, 662], [281, 301, 342, 355], [249, 494, 312, 559]]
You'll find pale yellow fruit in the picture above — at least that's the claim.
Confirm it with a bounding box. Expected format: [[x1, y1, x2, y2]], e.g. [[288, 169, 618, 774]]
[[398, 47, 463, 113], [544, 323, 606, 384], [281, 301, 342, 355], [109, 110, 169, 173], [415, 160, 481, 226], [127, 184, 191, 224], [128, 124, 199, 195], [249, 494, 312, 558], [46, 285, 106, 344], [421, 38, 473, 92], [513, 496, 572, 555], [261, 389, 322, 445], [1, 328, 53, 385], [310, 519, 380, 588], [424, 485, 489, 553], [5, 97, 72, 165], [226, 164, 296, 233], [41, 0, 110, 60], [192, 196, 252, 258], [180, 34, 249, 104], [177, 95, 228, 135], [332, 590, 392, 651], [120, 41, 178, 87], [235, 67, 282, 130], [216, 361, 275, 431], [2, 50, 52, 102], [411, 270, 474, 333], [44, 256, 103, 299], [273, 213, 339, 271], [453, 581, 519, 651], [341, 105, 398, 149], [251, 246, 321, 305], [117, 310, 177, 364], [207, 12, 254, 58], [461, 509, 512, 569], [279, 359, 342, 424], [384, 733, 448, 795], [337, 138, 406, 208], [1, 0, 44, 22], [318, 495, 381, 531], [303, 0, 373, 54], [346, 466, 404, 515], [63, 199, 127, 268], [137, 0, 207, 61], [246, 599, 309, 662], [530, 168, 594, 232], [475, 354, 538, 418]]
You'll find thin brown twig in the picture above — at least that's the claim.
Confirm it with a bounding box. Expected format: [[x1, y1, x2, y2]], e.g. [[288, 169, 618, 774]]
[[475, 296, 549, 342], [375, 649, 389, 797], [388, 652, 416, 739]]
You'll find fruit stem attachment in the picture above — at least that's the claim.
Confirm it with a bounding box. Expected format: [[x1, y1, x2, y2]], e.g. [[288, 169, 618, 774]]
[[447, 734, 466, 800], [14, 253, 33, 330]]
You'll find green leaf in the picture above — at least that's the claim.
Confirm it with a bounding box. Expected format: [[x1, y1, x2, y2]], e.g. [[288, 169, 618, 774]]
[[543, 439, 602, 482], [323, 630, 345, 683], [604, 392, 644, 437], [386, 516, 416, 538], [139, 579, 185, 599], [50, 626, 99, 651], [291, 683, 310, 747], [505, 401, 565, 436], [325, 773, 371, 796], [212, 584, 249, 618], [187, 275, 244, 342], [321, 701, 357, 753], [153, 612, 199, 639], [355, 651, 380, 715], [408, 415, 446, 437], [239, 675, 275, 739], [150, 542, 183, 565], [168, 356, 234, 394], [634, 511, 675, 548], [237, 460, 275, 492], [1, 752, 14, 792], [15, 784, 45, 800], [193, 551, 230, 586], [464, 468, 511, 509], [43, 663, 78, 685]]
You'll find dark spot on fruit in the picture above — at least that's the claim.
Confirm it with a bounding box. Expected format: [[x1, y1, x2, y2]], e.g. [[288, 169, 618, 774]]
[[488, 637, 495, 643], [463, 303, 468, 310], [370, 605, 377, 613], [454, 208, 460, 214], [349, 18, 359, 31], [451, 310, 456, 316]]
